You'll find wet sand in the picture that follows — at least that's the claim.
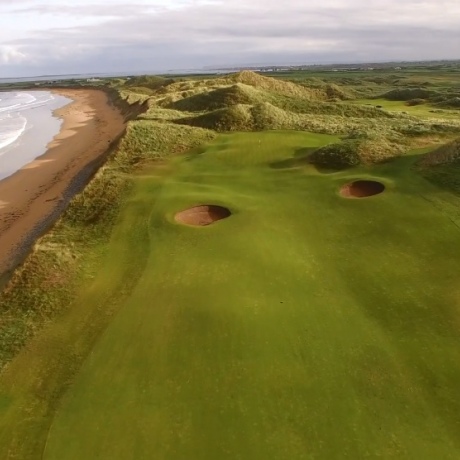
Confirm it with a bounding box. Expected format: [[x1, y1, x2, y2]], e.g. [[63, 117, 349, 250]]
[[0, 89, 126, 279]]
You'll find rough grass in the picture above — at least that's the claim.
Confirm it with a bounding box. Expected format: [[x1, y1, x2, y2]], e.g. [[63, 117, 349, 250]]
[[115, 120, 215, 167], [418, 163, 460, 197], [308, 134, 405, 168], [168, 84, 261, 112], [267, 94, 394, 118], [172, 97, 455, 165], [175, 104, 254, 132], [434, 97, 460, 109], [123, 75, 176, 91], [418, 138, 460, 166], [415, 139, 460, 200], [324, 82, 355, 100], [379, 87, 436, 101], [112, 70, 460, 168], [308, 140, 362, 168], [225, 70, 323, 100]]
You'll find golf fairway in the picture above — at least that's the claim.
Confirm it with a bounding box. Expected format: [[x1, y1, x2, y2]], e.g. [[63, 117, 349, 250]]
[[5, 131, 460, 459]]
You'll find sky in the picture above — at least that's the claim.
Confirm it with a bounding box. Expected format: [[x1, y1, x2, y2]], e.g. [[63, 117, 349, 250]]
[[0, 0, 459, 78]]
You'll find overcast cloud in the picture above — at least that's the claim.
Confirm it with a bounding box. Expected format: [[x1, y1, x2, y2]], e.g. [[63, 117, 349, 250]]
[[0, 0, 459, 77]]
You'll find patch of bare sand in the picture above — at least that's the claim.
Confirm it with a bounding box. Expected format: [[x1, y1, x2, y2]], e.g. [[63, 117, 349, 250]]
[[340, 180, 385, 198], [175, 205, 231, 226]]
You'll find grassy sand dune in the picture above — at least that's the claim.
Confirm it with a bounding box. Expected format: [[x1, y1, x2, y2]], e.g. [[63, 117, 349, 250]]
[[115, 71, 460, 167]]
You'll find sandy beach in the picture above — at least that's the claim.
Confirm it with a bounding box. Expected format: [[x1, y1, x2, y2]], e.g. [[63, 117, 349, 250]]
[[0, 89, 126, 279]]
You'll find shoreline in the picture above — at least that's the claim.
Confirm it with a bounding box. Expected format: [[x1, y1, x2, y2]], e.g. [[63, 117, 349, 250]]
[[0, 88, 126, 281], [0, 90, 72, 181]]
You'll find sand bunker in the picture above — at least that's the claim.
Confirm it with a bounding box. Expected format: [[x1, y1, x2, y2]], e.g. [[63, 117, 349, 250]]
[[175, 205, 231, 226], [340, 180, 385, 198]]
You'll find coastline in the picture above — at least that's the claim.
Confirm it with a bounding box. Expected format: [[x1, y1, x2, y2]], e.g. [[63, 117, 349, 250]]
[[0, 91, 72, 181], [0, 88, 126, 280]]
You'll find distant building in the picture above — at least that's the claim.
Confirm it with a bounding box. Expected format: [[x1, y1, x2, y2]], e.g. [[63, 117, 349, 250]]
[[87, 78, 102, 82]]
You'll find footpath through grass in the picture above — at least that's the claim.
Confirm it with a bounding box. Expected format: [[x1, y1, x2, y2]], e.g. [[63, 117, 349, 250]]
[[2, 131, 460, 459]]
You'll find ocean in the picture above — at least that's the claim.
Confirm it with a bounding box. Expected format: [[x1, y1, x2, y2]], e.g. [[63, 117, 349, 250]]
[[0, 91, 71, 181]]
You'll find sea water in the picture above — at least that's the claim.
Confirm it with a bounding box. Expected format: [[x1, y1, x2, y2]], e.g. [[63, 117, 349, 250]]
[[0, 91, 72, 180]]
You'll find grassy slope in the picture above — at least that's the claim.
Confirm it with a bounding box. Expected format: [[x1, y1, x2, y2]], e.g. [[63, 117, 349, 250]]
[[417, 139, 460, 199], [6, 131, 457, 459]]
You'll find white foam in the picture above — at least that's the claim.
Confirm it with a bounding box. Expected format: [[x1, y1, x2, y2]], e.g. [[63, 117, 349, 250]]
[[0, 91, 72, 180], [0, 92, 54, 115], [0, 91, 57, 153], [0, 114, 27, 153]]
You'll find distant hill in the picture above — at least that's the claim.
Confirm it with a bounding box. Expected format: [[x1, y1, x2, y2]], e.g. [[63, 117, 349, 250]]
[[224, 71, 320, 100], [174, 105, 253, 131], [379, 88, 436, 101], [324, 83, 354, 101], [168, 84, 262, 112], [434, 97, 460, 109], [124, 75, 176, 90]]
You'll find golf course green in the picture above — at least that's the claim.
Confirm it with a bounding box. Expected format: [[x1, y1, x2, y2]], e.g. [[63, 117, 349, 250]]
[[352, 98, 460, 120], [4, 130, 457, 458]]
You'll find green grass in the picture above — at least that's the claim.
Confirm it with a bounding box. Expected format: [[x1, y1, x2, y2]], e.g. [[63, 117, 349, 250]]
[[2, 131, 460, 458], [353, 98, 460, 120]]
